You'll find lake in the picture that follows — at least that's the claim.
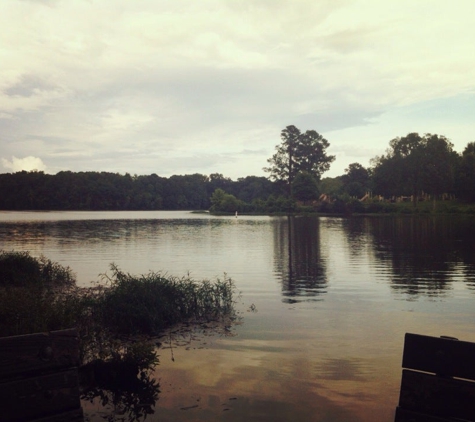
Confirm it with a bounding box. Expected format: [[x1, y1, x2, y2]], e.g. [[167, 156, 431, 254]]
[[1, 211, 475, 421]]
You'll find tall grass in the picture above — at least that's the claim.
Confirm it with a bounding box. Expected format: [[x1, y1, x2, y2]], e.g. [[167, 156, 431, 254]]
[[0, 250, 75, 288], [95, 264, 236, 336], [0, 250, 77, 336], [0, 251, 237, 364]]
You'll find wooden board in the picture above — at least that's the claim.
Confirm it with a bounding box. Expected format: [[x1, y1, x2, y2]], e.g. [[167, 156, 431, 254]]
[[0, 329, 83, 421], [32, 408, 84, 422], [395, 407, 453, 422], [0, 368, 81, 422], [398, 369, 475, 421], [0, 328, 79, 380], [402, 333, 475, 380]]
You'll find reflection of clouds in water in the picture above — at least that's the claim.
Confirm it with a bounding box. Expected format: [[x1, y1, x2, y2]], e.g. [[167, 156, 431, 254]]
[[316, 358, 370, 382], [155, 348, 367, 422], [153, 334, 393, 421]]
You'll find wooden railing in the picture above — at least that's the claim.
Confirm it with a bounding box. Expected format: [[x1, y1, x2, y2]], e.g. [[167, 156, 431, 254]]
[[395, 333, 475, 422], [0, 328, 83, 422]]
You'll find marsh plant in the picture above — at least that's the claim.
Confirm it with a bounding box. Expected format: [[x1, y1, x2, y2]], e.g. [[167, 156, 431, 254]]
[[75, 264, 237, 364], [0, 250, 78, 336], [95, 264, 236, 336], [0, 250, 75, 288], [0, 251, 237, 365]]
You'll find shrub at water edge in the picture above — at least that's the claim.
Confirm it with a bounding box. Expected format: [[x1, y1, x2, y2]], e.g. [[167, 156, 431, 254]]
[[0, 252, 237, 365]]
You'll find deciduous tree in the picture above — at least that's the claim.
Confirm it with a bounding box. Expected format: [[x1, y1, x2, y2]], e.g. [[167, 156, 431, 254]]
[[292, 171, 319, 203], [264, 125, 335, 197], [372, 133, 456, 204]]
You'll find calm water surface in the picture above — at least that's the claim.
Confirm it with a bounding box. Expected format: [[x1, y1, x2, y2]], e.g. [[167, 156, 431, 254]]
[[1, 211, 475, 421]]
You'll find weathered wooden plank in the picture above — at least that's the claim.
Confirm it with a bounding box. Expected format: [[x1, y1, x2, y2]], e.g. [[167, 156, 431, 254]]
[[0, 368, 81, 422], [32, 408, 84, 422], [402, 333, 475, 380], [0, 328, 79, 379], [398, 369, 475, 421], [394, 407, 453, 422]]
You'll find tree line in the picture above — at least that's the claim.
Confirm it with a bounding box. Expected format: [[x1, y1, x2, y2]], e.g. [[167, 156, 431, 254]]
[[0, 171, 279, 211], [331, 133, 475, 204], [0, 126, 474, 212], [261, 126, 475, 207]]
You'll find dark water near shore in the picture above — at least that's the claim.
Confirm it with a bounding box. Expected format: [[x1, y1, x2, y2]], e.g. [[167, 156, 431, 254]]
[[1, 211, 475, 421]]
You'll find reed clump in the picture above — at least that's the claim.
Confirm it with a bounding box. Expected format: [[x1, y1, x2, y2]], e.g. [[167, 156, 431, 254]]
[[0, 250, 78, 336], [0, 250, 75, 288], [95, 264, 236, 336], [0, 251, 237, 364]]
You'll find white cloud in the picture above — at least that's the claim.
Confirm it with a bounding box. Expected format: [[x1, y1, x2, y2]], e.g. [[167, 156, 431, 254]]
[[2, 156, 47, 172]]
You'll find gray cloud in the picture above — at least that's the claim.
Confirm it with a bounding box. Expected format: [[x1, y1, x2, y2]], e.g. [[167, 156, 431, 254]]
[[1, 0, 475, 178], [4, 75, 58, 97]]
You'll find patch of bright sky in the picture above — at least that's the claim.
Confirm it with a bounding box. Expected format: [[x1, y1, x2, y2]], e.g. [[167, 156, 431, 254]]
[[326, 92, 475, 176]]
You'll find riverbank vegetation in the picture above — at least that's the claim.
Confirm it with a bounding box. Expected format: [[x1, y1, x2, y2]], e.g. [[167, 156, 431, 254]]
[[0, 127, 474, 214], [0, 251, 237, 420], [0, 251, 237, 364]]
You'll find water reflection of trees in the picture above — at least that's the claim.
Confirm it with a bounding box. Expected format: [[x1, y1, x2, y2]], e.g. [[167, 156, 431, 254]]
[[340, 218, 370, 258], [358, 216, 475, 297], [273, 216, 327, 303], [80, 359, 160, 421]]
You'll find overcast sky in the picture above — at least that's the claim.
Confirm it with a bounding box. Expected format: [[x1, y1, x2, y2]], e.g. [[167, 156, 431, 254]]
[[1, 0, 475, 180]]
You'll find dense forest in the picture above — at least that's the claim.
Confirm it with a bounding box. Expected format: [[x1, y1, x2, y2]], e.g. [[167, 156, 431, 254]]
[[1, 128, 474, 213], [0, 171, 280, 211]]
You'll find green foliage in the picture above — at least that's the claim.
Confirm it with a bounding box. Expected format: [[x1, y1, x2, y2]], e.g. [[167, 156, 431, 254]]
[[292, 171, 319, 202], [251, 198, 267, 213], [364, 201, 392, 214], [233, 176, 276, 203], [455, 142, 475, 202], [0, 286, 70, 336], [0, 251, 41, 287], [2, 134, 475, 215], [210, 188, 246, 213], [331, 197, 349, 214], [0, 250, 75, 288], [69, 266, 236, 363], [94, 264, 236, 336], [372, 133, 456, 201], [0, 253, 237, 367], [80, 340, 160, 421], [346, 198, 366, 214], [0, 171, 277, 212], [319, 177, 344, 196], [345, 181, 366, 198], [341, 163, 371, 198], [265, 195, 296, 213], [264, 125, 335, 195]]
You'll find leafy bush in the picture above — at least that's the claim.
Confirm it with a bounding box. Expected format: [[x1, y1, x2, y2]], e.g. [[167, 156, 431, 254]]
[[210, 188, 246, 213], [365, 202, 385, 213], [331, 197, 348, 214], [265, 195, 296, 213], [346, 198, 365, 214], [0, 250, 75, 288]]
